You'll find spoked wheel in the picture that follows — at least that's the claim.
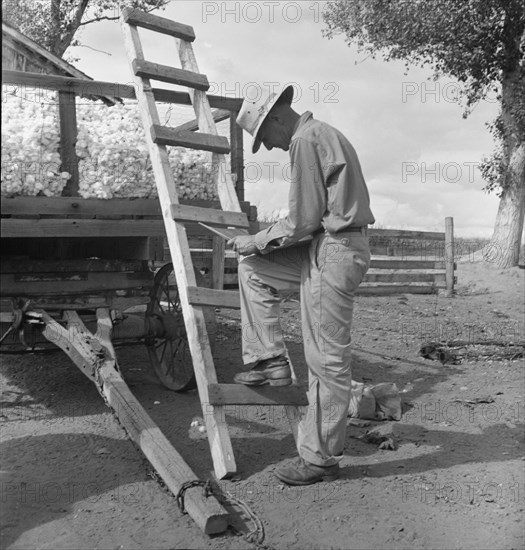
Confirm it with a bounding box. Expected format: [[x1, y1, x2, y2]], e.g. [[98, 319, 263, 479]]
[[145, 263, 216, 392]]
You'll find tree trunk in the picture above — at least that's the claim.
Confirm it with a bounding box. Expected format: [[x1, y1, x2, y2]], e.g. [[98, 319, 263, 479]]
[[484, 143, 525, 267], [484, 59, 525, 268]]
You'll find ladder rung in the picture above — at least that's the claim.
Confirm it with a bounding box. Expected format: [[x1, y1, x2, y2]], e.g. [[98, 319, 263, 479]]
[[187, 287, 240, 309], [152, 125, 230, 153], [123, 8, 196, 41], [207, 384, 309, 406], [171, 204, 249, 228], [133, 59, 209, 91]]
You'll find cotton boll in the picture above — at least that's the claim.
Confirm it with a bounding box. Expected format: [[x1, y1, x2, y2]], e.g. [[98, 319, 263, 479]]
[[2, 95, 228, 199]]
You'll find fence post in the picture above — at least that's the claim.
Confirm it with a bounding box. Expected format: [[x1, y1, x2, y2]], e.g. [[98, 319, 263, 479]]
[[211, 235, 225, 290], [445, 217, 455, 297], [58, 91, 79, 196]]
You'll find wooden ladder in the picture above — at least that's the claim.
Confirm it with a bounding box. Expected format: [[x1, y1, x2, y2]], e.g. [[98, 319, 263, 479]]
[[121, 8, 306, 479]]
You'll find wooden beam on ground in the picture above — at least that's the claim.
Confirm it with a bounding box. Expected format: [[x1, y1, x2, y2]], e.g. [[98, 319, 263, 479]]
[[36, 307, 229, 535], [97, 361, 229, 534]]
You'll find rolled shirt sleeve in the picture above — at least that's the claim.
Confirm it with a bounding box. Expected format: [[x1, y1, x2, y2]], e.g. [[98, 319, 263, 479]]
[[254, 136, 327, 253]]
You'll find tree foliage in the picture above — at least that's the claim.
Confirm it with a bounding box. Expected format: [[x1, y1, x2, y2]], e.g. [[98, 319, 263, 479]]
[[2, 0, 168, 59], [322, 0, 525, 194]]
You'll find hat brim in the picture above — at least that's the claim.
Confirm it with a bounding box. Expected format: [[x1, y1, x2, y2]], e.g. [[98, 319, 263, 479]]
[[252, 85, 294, 154]]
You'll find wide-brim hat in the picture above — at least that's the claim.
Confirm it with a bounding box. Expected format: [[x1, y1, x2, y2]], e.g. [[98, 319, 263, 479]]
[[236, 84, 294, 153]]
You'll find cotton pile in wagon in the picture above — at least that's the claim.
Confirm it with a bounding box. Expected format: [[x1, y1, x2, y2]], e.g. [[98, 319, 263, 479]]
[[1, 93, 69, 196], [1, 92, 224, 200]]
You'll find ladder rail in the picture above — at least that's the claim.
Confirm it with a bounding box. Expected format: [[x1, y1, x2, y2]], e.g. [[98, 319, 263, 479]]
[[121, 12, 236, 479], [175, 39, 241, 213], [121, 8, 304, 486]]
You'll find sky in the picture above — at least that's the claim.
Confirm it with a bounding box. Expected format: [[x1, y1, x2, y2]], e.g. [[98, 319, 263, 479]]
[[71, 0, 503, 238]]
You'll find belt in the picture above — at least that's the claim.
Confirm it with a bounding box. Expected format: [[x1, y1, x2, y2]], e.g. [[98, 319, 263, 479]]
[[312, 226, 368, 239]]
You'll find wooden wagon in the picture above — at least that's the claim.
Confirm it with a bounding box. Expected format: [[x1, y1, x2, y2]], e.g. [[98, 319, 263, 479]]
[[0, 68, 254, 533]]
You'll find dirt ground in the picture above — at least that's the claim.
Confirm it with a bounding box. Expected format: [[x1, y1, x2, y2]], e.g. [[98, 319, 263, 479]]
[[1, 258, 524, 550]]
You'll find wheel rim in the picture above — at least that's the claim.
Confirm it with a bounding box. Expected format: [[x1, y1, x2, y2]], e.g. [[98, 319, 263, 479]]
[[146, 263, 195, 391]]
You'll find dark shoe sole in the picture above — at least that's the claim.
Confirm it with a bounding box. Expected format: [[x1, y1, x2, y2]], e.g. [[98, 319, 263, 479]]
[[274, 470, 339, 486], [234, 377, 292, 387]]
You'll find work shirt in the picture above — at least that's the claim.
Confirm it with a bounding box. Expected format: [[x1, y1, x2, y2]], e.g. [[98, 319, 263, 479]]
[[254, 111, 375, 253]]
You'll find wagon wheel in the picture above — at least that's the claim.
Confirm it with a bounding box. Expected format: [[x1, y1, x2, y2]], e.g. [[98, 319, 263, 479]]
[[145, 263, 216, 392]]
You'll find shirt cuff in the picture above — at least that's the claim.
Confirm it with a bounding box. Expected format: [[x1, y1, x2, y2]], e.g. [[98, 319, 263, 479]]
[[253, 227, 285, 254]]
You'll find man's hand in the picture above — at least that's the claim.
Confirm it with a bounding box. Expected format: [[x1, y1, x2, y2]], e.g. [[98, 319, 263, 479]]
[[227, 235, 259, 256]]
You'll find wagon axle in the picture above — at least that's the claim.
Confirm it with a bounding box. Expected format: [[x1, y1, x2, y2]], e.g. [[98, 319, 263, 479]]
[[144, 311, 186, 343]]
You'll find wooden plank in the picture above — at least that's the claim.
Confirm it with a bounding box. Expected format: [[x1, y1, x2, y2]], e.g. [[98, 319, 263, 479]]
[[1, 70, 243, 111], [0, 196, 253, 218], [369, 246, 446, 257], [37, 308, 229, 535], [97, 361, 229, 534], [368, 228, 445, 241], [363, 272, 446, 283], [121, 16, 236, 479], [1, 271, 153, 296], [133, 59, 209, 90], [187, 286, 241, 309], [122, 8, 196, 41], [370, 259, 446, 269], [0, 259, 146, 273], [1, 219, 166, 238], [2, 294, 151, 311], [175, 109, 230, 132], [211, 236, 225, 290], [152, 125, 230, 153], [58, 91, 79, 196], [357, 284, 439, 295], [445, 217, 455, 296], [170, 204, 249, 228], [0, 197, 157, 217], [207, 384, 309, 406]]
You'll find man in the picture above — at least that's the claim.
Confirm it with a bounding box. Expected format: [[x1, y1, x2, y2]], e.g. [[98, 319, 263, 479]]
[[229, 84, 375, 486]]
